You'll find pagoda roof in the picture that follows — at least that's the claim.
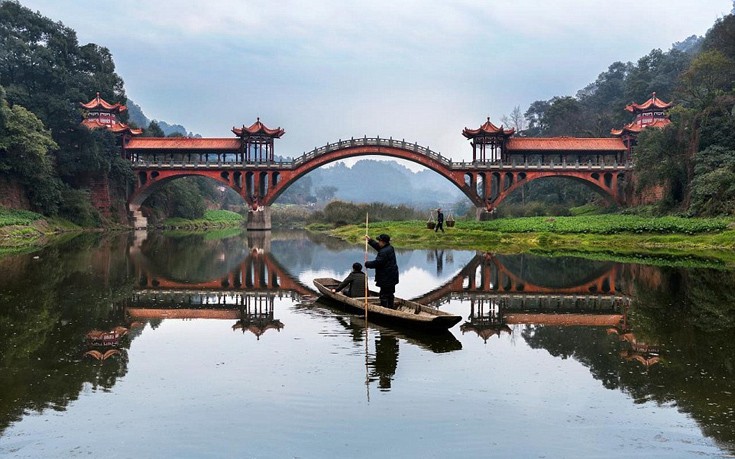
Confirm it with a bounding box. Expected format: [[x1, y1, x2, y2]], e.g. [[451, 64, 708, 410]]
[[232, 118, 285, 138], [82, 118, 143, 135], [462, 117, 515, 138], [506, 137, 627, 152], [611, 118, 671, 136], [624, 92, 672, 113], [125, 137, 241, 151], [80, 92, 127, 112]]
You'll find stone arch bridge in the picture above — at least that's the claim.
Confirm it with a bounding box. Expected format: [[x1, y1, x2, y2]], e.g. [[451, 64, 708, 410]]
[[126, 135, 630, 229]]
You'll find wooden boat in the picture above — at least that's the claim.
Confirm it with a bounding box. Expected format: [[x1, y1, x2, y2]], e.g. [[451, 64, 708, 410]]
[[313, 277, 462, 332]]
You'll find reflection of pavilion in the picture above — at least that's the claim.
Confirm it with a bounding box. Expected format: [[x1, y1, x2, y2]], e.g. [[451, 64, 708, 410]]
[[126, 238, 314, 339], [127, 292, 286, 340], [608, 327, 662, 369]]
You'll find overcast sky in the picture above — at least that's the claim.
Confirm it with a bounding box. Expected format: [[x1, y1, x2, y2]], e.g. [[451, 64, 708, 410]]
[[19, 0, 735, 165]]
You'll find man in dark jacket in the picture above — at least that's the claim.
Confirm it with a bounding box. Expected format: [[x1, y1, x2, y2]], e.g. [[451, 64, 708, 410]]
[[435, 208, 445, 233], [364, 234, 399, 308], [333, 262, 367, 297]]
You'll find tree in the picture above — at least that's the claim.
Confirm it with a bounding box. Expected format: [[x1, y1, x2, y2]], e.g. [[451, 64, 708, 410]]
[[633, 124, 690, 209], [0, 86, 61, 212], [144, 120, 164, 138], [678, 50, 735, 107], [501, 105, 526, 133], [524, 100, 550, 136], [0, 1, 129, 218], [689, 145, 735, 216]]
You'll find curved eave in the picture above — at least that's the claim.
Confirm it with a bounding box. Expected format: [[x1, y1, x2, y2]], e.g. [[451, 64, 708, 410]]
[[82, 119, 142, 136], [80, 93, 127, 112], [624, 93, 672, 113], [611, 118, 671, 136], [232, 118, 285, 138], [462, 118, 515, 139]]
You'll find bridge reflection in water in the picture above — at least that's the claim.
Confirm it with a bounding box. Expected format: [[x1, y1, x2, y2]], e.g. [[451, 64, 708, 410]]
[[121, 234, 658, 368], [127, 234, 313, 340], [413, 251, 659, 366]]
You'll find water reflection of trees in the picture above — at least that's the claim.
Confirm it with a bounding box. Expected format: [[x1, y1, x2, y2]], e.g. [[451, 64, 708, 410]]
[[2, 233, 735, 451], [140, 232, 251, 283], [0, 233, 133, 435]]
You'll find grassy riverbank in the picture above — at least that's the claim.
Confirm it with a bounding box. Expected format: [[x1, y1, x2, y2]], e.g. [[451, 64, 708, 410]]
[[312, 215, 735, 268], [0, 207, 81, 255], [159, 210, 244, 230]]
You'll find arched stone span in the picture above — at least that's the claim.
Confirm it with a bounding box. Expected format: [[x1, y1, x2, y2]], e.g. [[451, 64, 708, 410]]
[[128, 169, 242, 211], [128, 136, 631, 216], [481, 170, 626, 210], [257, 140, 479, 208]]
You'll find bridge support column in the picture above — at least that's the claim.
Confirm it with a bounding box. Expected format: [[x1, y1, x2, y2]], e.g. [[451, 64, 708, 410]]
[[128, 204, 148, 229], [476, 207, 496, 221], [247, 206, 272, 231]]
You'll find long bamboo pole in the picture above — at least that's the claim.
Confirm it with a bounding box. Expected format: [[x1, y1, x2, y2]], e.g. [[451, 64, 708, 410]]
[[364, 212, 370, 401], [364, 212, 369, 322]]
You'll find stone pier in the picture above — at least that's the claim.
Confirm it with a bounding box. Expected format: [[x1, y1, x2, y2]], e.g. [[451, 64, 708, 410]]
[[129, 205, 148, 229], [247, 207, 272, 231]]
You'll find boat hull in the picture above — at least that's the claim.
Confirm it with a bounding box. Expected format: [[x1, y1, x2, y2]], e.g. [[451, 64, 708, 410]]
[[313, 277, 462, 332]]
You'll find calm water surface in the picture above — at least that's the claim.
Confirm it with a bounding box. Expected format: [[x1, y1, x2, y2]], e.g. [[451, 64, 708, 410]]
[[0, 230, 734, 458]]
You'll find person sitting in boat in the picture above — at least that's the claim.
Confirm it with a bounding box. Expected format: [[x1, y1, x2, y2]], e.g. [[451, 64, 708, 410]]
[[332, 262, 367, 297], [365, 234, 399, 308]]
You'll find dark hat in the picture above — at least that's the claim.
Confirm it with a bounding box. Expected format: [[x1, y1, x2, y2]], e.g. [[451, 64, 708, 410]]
[[352, 262, 363, 271], [377, 234, 390, 243]]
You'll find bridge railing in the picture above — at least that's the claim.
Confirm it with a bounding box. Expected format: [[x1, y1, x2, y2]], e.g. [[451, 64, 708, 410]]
[[450, 159, 632, 171], [131, 159, 295, 169], [291, 136, 454, 167]]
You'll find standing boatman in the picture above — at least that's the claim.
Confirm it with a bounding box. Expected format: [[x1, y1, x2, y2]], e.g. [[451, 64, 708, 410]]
[[364, 234, 399, 309]]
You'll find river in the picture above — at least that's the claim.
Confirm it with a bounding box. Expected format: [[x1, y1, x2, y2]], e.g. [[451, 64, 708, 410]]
[[0, 229, 733, 458]]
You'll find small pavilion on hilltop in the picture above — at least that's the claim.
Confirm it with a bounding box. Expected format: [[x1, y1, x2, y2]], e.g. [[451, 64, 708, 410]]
[[80, 93, 142, 217], [611, 92, 672, 155], [232, 118, 285, 162], [80, 92, 142, 138]]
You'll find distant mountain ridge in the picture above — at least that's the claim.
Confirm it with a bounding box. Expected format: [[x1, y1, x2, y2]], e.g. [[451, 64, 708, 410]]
[[126, 99, 198, 137], [307, 159, 463, 210]]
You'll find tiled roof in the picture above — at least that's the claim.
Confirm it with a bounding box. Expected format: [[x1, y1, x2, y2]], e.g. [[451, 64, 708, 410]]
[[462, 117, 515, 138], [624, 92, 672, 113], [125, 137, 241, 150], [80, 92, 127, 112], [506, 137, 627, 152], [232, 118, 285, 138], [611, 118, 671, 136], [82, 118, 142, 135]]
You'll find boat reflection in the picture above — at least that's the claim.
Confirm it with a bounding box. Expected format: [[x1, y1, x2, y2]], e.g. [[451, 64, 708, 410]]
[[124, 233, 658, 369]]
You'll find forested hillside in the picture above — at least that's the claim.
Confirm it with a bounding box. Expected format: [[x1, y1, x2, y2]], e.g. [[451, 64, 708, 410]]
[[509, 14, 735, 216], [0, 0, 733, 224], [0, 1, 131, 224]]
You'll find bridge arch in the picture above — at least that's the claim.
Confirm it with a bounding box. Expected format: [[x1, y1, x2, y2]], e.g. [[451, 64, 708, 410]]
[[483, 170, 626, 211], [256, 138, 478, 207], [129, 169, 245, 210]]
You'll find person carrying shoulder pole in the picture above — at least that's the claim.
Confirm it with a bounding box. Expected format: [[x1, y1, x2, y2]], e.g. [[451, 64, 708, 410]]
[[435, 208, 445, 233], [364, 234, 399, 309]]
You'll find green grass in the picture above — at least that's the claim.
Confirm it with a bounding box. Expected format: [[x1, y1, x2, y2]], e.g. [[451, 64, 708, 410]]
[[0, 206, 82, 254], [310, 215, 735, 268], [0, 207, 44, 227], [161, 210, 243, 229], [458, 215, 730, 235]]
